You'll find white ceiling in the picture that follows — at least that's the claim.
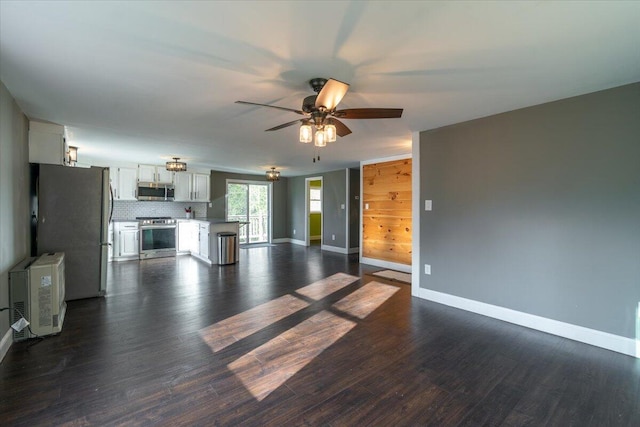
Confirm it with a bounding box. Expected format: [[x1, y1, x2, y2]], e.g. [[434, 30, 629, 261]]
[[1, 1, 639, 176]]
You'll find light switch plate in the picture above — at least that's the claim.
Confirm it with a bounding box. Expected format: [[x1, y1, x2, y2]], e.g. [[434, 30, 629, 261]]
[[424, 264, 431, 275], [425, 200, 432, 211], [340, 204, 345, 209], [365, 203, 369, 210]]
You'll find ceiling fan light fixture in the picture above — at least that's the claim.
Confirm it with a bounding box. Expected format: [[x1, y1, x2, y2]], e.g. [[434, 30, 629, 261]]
[[299, 124, 312, 143], [325, 124, 336, 142], [266, 167, 280, 182], [166, 157, 187, 172], [314, 129, 327, 147]]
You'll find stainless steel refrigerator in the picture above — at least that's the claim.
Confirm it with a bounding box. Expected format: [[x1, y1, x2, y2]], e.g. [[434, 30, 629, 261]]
[[30, 163, 111, 300]]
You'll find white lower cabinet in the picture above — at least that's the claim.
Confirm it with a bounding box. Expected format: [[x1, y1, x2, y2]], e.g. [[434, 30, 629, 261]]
[[113, 222, 139, 261], [198, 223, 210, 260], [108, 223, 114, 262], [177, 220, 196, 254]]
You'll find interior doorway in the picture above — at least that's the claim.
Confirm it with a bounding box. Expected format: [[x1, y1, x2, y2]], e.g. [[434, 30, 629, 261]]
[[305, 177, 323, 247], [226, 180, 272, 244]]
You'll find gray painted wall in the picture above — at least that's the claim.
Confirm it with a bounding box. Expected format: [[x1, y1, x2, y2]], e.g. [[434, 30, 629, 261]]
[[322, 170, 347, 247], [419, 82, 640, 338], [349, 168, 360, 249], [288, 169, 352, 247], [0, 81, 30, 343], [288, 175, 306, 241], [209, 171, 289, 240]]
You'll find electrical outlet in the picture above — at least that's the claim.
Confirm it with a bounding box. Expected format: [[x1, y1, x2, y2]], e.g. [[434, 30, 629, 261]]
[[332, 234, 335, 240], [293, 229, 296, 235], [425, 200, 432, 211], [340, 204, 345, 209], [365, 203, 369, 209], [424, 264, 431, 275]]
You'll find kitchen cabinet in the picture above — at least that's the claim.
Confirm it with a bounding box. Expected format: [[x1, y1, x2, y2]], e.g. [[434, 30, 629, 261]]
[[198, 223, 210, 259], [177, 220, 196, 254], [113, 222, 139, 261], [174, 172, 192, 202], [108, 223, 114, 262], [113, 167, 138, 200], [28, 121, 65, 165], [193, 173, 210, 202], [138, 164, 173, 184], [174, 172, 210, 202]]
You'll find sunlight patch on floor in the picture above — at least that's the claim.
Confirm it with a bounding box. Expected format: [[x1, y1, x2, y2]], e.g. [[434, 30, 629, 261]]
[[199, 294, 309, 352], [332, 281, 400, 319], [228, 311, 356, 401], [201, 272, 400, 401], [295, 272, 359, 300]]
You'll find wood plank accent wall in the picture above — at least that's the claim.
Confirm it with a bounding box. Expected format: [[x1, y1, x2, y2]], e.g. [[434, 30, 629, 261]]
[[362, 158, 412, 265]]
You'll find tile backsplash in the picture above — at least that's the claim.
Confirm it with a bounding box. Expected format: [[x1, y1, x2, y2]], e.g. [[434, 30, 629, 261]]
[[112, 201, 209, 220]]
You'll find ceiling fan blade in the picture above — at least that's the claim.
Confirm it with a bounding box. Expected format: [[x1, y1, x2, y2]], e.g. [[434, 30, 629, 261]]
[[265, 119, 303, 131], [235, 100, 305, 115], [327, 118, 352, 137], [334, 108, 403, 119], [315, 78, 349, 110]]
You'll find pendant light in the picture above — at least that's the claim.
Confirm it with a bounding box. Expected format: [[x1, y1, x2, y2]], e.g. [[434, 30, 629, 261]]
[[325, 124, 337, 143], [314, 129, 326, 147], [166, 157, 187, 172], [299, 122, 312, 143], [266, 167, 280, 182]]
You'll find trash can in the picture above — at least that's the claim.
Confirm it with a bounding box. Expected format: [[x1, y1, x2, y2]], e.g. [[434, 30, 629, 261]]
[[217, 232, 237, 265]]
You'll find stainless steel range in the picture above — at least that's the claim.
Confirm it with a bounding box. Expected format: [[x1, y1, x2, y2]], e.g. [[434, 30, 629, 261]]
[[137, 217, 177, 259]]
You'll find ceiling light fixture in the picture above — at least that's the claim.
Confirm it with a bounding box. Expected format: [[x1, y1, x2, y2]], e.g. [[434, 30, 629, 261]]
[[299, 121, 312, 143], [166, 157, 187, 172], [266, 167, 280, 182], [299, 122, 337, 147], [67, 146, 78, 166]]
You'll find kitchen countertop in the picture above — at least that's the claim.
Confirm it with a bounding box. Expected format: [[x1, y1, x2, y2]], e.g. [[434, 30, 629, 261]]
[[188, 218, 240, 224], [111, 218, 239, 225]]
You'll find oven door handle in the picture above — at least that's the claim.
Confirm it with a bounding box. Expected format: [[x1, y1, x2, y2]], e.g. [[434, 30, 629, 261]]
[[140, 225, 177, 230]]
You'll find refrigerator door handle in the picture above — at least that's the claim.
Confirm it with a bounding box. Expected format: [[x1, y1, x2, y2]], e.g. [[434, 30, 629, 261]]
[[109, 185, 114, 223]]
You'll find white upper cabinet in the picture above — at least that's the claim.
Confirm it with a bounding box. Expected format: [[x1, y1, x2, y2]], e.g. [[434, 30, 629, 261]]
[[138, 164, 173, 184], [193, 173, 210, 202], [113, 167, 138, 200], [173, 172, 209, 202], [28, 121, 65, 165], [174, 172, 192, 202], [156, 168, 174, 184]]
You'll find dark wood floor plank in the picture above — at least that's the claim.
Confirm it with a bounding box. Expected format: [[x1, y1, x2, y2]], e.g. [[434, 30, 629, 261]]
[[1, 244, 638, 426]]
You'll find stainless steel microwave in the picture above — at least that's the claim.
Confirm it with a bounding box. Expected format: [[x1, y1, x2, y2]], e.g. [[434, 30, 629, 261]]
[[137, 183, 175, 201]]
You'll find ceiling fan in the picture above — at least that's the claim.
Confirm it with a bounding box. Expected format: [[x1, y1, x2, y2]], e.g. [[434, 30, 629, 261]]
[[235, 78, 403, 150]]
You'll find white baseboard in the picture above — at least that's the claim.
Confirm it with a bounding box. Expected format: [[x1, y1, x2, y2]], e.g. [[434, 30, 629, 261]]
[[360, 257, 411, 273], [321, 244, 348, 254], [0, 328, 13, 364], [310, 235, 321, 241], [272, 238, 289, 244], [290, 239, 307, 246], [415, 287, 638, 358]]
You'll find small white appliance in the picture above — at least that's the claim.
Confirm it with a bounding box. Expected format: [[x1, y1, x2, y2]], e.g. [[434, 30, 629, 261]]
[[9, 252, 67, 341]]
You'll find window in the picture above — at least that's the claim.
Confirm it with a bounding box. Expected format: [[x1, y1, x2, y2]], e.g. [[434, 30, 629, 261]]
[[310, 188, 321, 213]]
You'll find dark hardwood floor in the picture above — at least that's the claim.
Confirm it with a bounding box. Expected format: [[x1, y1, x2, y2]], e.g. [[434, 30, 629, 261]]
[[2, 244, 639, 426]]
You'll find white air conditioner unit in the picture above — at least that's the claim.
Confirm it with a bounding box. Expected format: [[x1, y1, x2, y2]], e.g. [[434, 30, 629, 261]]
[[9, 253, 67, 341]]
